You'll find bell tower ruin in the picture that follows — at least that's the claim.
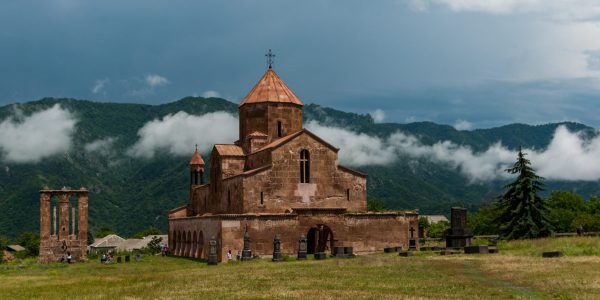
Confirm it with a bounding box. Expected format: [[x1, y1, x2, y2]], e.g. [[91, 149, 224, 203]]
[[39, 186, 89, 263]]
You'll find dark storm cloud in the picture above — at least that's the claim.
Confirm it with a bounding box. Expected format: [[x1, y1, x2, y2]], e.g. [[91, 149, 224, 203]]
[[1, 0, 599, 128]]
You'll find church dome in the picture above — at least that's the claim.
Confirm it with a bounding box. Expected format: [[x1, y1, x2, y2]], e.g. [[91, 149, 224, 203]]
[[189, 148, 204, 165], [239, 68, 303, 107]]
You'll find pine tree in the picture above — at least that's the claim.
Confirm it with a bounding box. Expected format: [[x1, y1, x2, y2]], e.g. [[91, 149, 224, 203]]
[[496, 148, 552, 239]]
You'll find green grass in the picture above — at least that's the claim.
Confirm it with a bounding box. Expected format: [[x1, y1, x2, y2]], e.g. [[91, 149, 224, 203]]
[[1, 237, 599, 299]]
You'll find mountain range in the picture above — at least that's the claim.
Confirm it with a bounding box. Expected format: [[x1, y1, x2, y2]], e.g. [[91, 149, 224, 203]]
[[0, 97, 598, 239]]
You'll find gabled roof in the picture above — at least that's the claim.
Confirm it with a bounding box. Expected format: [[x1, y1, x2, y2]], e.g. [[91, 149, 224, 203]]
[[6, 245, 25, 252], [214, 144, 245, 157], [252, 129, 339, 155], [90, 234, 125, 248], [189, 149, 205, 165], [240, 68, 303, 107]]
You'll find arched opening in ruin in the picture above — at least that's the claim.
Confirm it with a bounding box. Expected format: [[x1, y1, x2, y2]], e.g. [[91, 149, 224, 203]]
[[197, 231, 204, 259], [186, 231, 192, 257], [306, 224, 334, 254], [191, 231, 197, 258]]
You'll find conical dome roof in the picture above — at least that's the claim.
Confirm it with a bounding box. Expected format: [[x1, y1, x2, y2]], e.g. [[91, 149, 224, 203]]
[[240, 68, 303, 107], [189, 148, 204, 165]]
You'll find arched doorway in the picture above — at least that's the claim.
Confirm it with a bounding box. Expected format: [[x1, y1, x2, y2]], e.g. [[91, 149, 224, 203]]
[[306, 224, 334, 254], [186, 231, 192, 257], [177, 231, 183, 256]]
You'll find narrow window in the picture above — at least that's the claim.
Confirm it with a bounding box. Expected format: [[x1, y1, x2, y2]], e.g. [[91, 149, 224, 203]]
[[260, 191, 264, 205], [277, 121, 283, 137], [227, 190, 231, 209], [347, 189, 350, 201], [300, 149, 310, 183]]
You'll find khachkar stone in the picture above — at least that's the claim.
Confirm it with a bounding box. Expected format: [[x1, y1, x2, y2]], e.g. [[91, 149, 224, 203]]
[[39, 186, 89, 263], [207, 236, 218, 265], [444, 207, 473, 249], [241, 228, 252, 261], [297, 234, 307, 260], [272, 234, 283, 262]]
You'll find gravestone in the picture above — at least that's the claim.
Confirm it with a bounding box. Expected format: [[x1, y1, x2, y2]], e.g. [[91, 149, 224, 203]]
[[117, 256, 122, 263], [334, 246, 346, 257], [445, 207, 474, 248], [384, 246, 396, 253], [125, 255, 130, 263], [408, 239, 417, 251], [241, 228, 252, 261], [272, 234, 283, 262], [542, 251, 563, 258], [399, 251, 412, 257], [314, 252, 327, 260], [488, 247, 499, 254], [344, 246, 354, 258], [464, 245, 489, 254], [207, 236, 218, 265], [297, 234, 307, 260]]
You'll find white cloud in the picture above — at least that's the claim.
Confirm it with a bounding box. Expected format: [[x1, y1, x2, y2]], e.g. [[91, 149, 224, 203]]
[[0, 104, 77, 163], [410, 0, 600, 20], [370, 109, 386, 123], [128, 111, 238, 158], [453, 119, 473, 130], [145, 74, 169, 88], [202, 90, 221, 98], [92, 78, 109, 94], [85, 137, 116, 155], [308, 121, 600, 182]]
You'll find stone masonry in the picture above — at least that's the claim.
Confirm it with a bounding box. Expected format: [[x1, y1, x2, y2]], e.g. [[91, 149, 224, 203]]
[[39, 186, 88, 263]]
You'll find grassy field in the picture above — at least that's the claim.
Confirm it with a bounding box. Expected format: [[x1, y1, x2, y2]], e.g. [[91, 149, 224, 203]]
[[1, 237, 600, 299]]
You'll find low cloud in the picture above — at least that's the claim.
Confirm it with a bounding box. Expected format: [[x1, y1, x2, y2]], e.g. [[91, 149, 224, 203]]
[[370, 109, 386, 123], [128, 111, 238, 158], [453, 119, 473, 130], [307, 121, 600, 182], [145, 74, 169, 88], [0, 104, 77, 163], [202, 90, 221, 98], [85, 137, 117, 155], [92, 78, 109, 94]]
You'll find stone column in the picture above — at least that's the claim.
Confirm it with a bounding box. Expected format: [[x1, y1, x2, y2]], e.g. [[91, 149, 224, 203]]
[[77, 190, 88, 241], [39, 191, 51, 240], [58, 191, 70, 240], [53, 206, 57, 236]]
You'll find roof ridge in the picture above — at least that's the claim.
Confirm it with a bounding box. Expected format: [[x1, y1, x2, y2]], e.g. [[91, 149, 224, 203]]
[[239, 68, 303, 107]]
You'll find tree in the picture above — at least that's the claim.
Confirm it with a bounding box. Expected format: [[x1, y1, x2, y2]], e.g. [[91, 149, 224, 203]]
[[95, 227, 115, 238], [496, 148, 552, 239], [546, 191, 587, 232], [142, 236, 163, 255], [133, 226, 162, 239], [0, 236, 9, 263], [16, 232, 39, 257], [427, 221, 449, 238], [367, 198, 387, 212], [469, 201, 502, 235]]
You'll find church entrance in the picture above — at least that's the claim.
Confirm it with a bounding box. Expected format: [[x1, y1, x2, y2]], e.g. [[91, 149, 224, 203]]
[[306, 225, 334, 254]]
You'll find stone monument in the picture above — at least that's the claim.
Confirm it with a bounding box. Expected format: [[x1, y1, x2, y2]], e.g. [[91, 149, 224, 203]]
[[272, 234, 283, 262], [297, 234, 307, 260], [444, 207, 473, 248], [241, 227, 252, 261], [207, 236, 218, 265], [39, 186, 89, 263]]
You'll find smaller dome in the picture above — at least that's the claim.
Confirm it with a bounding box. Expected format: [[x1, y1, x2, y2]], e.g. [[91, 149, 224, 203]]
[[189, 148, 205, 165]]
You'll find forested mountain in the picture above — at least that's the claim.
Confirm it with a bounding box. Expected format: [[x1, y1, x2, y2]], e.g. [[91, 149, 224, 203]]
[[0, 97, 597, 239]]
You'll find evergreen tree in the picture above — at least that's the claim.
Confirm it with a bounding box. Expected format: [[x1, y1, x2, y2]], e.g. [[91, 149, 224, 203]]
[[496, 148, 552, 239]]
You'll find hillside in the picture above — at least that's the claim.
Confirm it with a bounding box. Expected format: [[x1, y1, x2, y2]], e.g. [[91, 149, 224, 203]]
[[0, 97, 598, 239]]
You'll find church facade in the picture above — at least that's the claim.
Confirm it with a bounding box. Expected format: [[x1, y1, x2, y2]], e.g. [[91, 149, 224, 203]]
[[168, 66, 418, 261]]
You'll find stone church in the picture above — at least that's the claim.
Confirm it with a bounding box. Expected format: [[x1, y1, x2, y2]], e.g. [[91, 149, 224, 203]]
[[168, 64, 419, 261]]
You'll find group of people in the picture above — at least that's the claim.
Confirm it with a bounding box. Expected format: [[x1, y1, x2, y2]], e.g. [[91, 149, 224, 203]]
[[227, 250, 243, 261], [59, 252, 73, 264], [101, 251, 114, 264]]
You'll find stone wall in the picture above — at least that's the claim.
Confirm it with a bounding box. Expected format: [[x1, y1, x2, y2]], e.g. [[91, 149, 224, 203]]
[[169, 217, 221, 260], [241, 132, 367, 214], [239, 103, 303, 152]]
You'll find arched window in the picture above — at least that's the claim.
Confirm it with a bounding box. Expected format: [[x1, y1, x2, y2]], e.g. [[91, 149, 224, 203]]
[[277, 121, 283, 137], [300, 149, 310, 183]]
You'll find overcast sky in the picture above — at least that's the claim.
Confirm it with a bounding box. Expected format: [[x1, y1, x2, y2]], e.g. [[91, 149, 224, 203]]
[[1, 0, 600, 128]]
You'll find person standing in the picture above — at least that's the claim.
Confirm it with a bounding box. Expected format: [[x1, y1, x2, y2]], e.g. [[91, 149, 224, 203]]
[[227, 250, 233, 261]]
